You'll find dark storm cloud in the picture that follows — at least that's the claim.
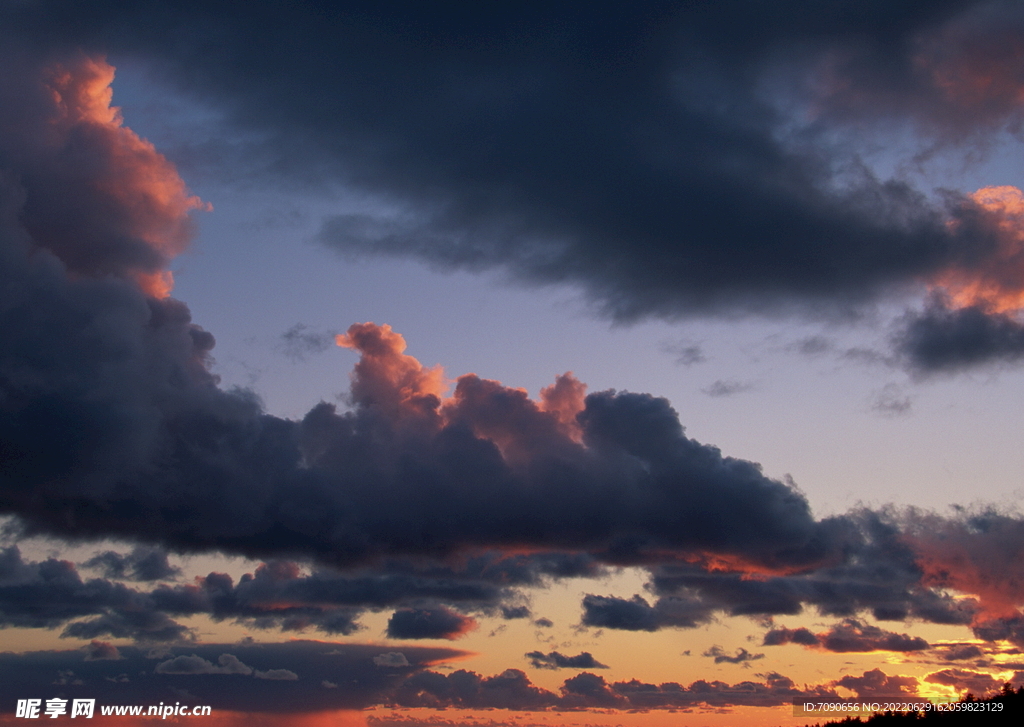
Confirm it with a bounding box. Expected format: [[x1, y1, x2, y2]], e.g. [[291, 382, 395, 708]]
[[0, 189, 838, 577], [525, 651, 608, 671], [895, 301, 1024, 374], [3, 0, 1021, 324]]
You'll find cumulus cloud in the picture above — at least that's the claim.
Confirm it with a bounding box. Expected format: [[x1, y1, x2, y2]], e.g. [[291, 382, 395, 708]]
[[2, 295, 839, 573], [0, 48, 207, 298]]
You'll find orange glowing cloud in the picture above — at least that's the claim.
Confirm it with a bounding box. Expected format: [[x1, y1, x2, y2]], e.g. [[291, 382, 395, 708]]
[[21, 55, 209, 298], [905, 512, 1024, 622], [931, 186, 1024, 313], [539, 372, 587, 443], [336, 323, 588, 461], [336, 323, 447, 423]]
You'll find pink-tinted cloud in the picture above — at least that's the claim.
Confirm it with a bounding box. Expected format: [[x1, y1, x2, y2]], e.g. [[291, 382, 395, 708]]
[[538, 372, 587, 443], [904, 510, 1024, 622], [336, 322, 447, 424], [931, 186, 1024, 314], [0, 51, 208, 297]]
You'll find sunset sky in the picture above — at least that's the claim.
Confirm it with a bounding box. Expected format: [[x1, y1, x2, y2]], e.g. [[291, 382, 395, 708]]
[[3, 2, 1024, 726]]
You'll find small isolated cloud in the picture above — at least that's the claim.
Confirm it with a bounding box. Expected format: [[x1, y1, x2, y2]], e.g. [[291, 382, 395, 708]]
[[386, 607, 476, 640], [871, 383, 912, 417], [661, 341, 706, 366], [763, 627, 819, 647], [280, 323, 337, 362], [702, 645, 765, 665], [155, 653, 253, 676], [84, 641, 121, 661], [321, 680, 337, 689], [788, 336, 835, 356], [255, 668, 298, 680], [534, 618, 554, 628], [373, 652, 410, 668], [526, 651, 608, 670], [501, 605, 531, 620], [83, 546, 180, 582], [701, 379, 755, 398]]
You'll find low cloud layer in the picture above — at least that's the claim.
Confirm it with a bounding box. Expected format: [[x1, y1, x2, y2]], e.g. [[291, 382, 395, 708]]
[[6, 641, 985, 715]]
